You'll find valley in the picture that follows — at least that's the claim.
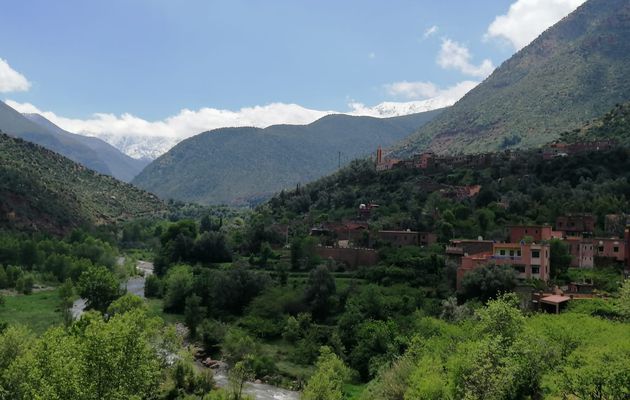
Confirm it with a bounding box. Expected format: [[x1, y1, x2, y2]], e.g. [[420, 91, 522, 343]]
[[1, 0, 630, 399]]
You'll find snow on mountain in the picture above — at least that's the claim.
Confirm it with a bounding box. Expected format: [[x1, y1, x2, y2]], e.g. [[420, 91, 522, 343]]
[[12, 97, 460, 161]]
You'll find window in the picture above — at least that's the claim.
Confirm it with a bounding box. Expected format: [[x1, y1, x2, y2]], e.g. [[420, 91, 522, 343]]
[[500, 249, 506, 256], [599, 246, 604, 253], [531, 250, 540, 258], [509, 250, 515, 257], [514, 265, 525, 273], [517, 250, 522, 257], [614, 246, 619, 253], [532, 266, 540, 274]]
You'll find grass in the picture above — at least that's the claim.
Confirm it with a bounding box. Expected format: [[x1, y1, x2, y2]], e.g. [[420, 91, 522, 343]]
[[146, 298, 185, 325], [260, 340, 315, 380], [345, 383, 366, 399], [0, 288, 63, 334]]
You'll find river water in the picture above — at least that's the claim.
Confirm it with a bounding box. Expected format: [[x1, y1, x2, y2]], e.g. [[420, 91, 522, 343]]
[[212, 368, 300, 400]]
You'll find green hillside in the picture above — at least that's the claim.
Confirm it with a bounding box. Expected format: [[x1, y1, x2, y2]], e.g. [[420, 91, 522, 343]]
[[0, 101, 147, 182], [0, 133, 165, 234], [266, 142, 630, 242], [133, 109, 444, 206], [24, 113, 149, 182], [559, 101, 630, 145], [397, 0, 630, 156]]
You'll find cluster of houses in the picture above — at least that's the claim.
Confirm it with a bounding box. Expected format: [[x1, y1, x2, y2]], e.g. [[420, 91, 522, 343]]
[[542, 139, 617, 159], [375, 146, 498, 172], [375, 139, 618, 173], [310, 212, 630, 294], [310, 219, 437, 268], [450, 214, 630, 289]]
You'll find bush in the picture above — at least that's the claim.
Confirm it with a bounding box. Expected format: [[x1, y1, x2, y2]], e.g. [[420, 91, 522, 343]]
[[15, 273, 34, 295], [163, 265, 194, 313], [144, 274, 163, 298]]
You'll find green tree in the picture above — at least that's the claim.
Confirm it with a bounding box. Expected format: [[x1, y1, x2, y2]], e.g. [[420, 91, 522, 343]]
[[77, 266, 121, 312], [184, 294, 204, 338], [549, 239, 572, 279], [305, 265, 336, 321], [163, 265, 194, 313], [618, 279, 630, 320], [107, 293, 146, 316], [58, 279, 75, 326], [303, 346, 350, 400], [228, 361, 253, 400], [459, 264, 517, 302], [560, 343, 630, 400], [15, 273, 34, 295], [144, 274, 162, 298]]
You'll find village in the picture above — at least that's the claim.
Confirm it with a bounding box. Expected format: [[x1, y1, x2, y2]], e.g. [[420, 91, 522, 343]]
[[305, 140, 629, 313]]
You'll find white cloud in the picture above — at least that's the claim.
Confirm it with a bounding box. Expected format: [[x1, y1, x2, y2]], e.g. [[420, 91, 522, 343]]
[[368, 52, 376, 59], [5, 79, 477, 158], [6, 100, 335, 140], [437, 39, 495, 78], [423, 25, 439, 39], [0, 58, 31, 93], [485, 0, 586, 50], [384, 81, 439, 99]]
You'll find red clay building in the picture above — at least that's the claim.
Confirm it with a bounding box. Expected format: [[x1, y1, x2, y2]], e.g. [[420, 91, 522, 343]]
[[446, 239, 495, 258], [565, 237, 594, 268], [377, 230, 437, 248], [592, 237, 625, 264], [315, 246, 378, 269], [457, 242, 550, 289], [508, 225, 553, 243], [556, 214, 596, 237]]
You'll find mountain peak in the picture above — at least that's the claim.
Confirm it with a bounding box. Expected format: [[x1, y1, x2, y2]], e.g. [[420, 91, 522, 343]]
[[397, 0, 630, 156]]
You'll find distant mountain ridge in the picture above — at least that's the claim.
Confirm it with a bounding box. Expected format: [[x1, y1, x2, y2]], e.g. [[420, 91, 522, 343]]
[[0, 100, 146, 182], [132, 109, 444, 205], [396, 0, 630, 156], [76, 99, 460, 161], [23, 113, 149, 182], [0, 132, 165, 234]]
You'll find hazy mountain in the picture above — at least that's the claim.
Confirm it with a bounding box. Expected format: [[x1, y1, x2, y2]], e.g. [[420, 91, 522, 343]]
[[133, 109, 444, 205], [80, 99, 457, 161], [0, 133, 165, 234], [0, 101, 145, 182], [85, 132, 179, 161], [397, 0, 630, 156], [23, 113, 149, 182]]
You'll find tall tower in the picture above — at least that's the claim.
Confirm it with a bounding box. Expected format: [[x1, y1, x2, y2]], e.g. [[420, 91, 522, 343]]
[[376, 146, 382, 164]]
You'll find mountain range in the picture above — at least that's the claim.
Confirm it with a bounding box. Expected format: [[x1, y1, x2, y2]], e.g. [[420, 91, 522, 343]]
[[0, 101, 148, 182], [0, 133, 165, 234], [397, 0, 630, 156], [132, 109, 444, 205], [77, 97, 461, 161]]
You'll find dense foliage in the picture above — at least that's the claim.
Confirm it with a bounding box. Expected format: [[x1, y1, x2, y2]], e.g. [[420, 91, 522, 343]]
[[361, 292, 630, 400], [133, 110, 443, 205], [267, 149, 630, 258], [0, 133, 165, 234]]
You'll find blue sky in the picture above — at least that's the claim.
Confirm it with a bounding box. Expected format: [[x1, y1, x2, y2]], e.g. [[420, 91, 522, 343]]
[[0, 0, 585, 148]]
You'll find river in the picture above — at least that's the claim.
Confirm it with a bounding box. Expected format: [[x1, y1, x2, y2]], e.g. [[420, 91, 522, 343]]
[[212, 366, 300, 400], [71, 258, 301, 399]]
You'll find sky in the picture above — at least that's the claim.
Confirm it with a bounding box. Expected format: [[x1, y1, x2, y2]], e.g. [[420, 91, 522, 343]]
[[0, 0, 586, 146]]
